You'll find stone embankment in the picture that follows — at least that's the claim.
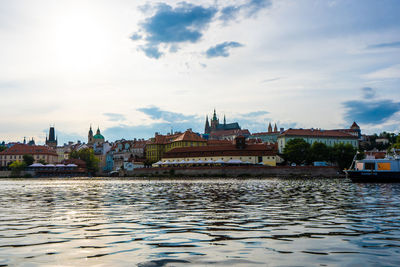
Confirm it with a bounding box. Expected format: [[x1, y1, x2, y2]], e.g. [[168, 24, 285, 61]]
[[129, 166, 342, 178]]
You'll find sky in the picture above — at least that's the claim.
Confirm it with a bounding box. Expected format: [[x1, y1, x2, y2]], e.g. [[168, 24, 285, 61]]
[[0, 0, 399, 144]]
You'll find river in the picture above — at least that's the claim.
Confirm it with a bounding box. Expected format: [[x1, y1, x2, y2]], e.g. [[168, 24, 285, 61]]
[[0, 178, 399, 266]]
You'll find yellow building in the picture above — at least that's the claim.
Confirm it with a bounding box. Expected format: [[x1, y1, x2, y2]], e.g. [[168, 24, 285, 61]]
[[146, 130, 207, 162]]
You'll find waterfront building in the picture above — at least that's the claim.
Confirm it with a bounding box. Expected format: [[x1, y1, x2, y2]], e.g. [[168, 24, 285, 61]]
[[0, 144, 58, 167], [249, 122, 283, 143], [161, 136, 279, 166], [146, 129, 207, 162], [277, 128, 359, 153], [45, 126, 57, 149], [109, 139, 147, 171]]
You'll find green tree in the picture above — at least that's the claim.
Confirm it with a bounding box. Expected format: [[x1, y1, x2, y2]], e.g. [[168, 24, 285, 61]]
[[0, 146, 6, 152], [37, 159, 47, 165], [70, 148, 99, 174], [283, 138, 311, 165], [309, 142, 330, 163], [23, 154, 34, 166], [9, 161, 27, 176], [331, 143, 356, 171]]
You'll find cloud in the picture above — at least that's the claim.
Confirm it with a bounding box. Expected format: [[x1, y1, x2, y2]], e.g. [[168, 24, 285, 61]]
[[261, 77, 281, 83], [361, 87, 375, 99], [206, 41, 243, 58], [103, 113, 126, 122], [363, 64, 400, 80], [137, 106, 199, 123], [219, 0, 272, 22], [367, 41, 400, 49], [239, 111, 269, 117], [132, 2, 217, 58], [343, 99, 400, 125]]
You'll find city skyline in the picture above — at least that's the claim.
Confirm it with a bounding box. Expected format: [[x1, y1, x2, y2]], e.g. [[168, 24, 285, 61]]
[[1, 0, 400, 144]]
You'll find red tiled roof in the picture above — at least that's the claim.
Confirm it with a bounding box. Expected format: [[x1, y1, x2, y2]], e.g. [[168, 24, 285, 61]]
[[0, 144, 58, 156], [280, 129, 358, 139], [163, 143, 277, 158], [251, 131, 279, 136], [173, 130, 205, 142]]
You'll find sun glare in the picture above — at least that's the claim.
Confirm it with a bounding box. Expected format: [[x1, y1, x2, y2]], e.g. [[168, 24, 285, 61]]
[[47, 5, 113, 72]]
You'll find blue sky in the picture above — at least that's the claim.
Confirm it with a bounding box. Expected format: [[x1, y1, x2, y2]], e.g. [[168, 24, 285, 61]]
[[0, 0, 400, 144]]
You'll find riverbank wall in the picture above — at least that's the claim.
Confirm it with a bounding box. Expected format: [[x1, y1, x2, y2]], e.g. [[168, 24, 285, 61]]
[[129, 166, 341, 178]]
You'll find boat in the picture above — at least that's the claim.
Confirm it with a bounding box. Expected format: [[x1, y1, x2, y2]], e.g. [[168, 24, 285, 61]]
[[345, 152, 400, 182]]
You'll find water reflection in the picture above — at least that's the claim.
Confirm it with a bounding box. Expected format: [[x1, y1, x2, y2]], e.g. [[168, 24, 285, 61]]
[[0, 178, 399, 266]]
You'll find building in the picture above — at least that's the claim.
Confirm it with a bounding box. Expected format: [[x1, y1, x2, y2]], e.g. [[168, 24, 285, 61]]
[[146, 129, 207, 162], [204, 109, 241, 134], [249, 122, 283, 143], [203, 109, 251, 140], [45, 126, 57, 149], [277, 128, 359, 153], [161, 136, 279, 166], [0, 144, 58, 167], [109, 139, 147, 171], [88, 126, 105, 146]]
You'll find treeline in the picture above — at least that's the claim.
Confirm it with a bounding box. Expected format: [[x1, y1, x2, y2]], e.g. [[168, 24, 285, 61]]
[[282, 138, 358, 170]]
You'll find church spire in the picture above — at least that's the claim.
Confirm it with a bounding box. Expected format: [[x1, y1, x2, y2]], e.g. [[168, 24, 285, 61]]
[[205, 115, 210, 134], [274, 123, 277, 132], [212, 108, 217, 121], [268, 122, 272, 133], [223, 114, 226, 125]]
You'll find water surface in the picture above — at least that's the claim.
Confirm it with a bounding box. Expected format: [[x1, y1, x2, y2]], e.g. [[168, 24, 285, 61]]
[[0, 178, 399, 266]]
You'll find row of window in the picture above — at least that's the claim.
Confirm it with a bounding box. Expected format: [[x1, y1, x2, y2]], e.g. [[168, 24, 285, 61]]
[[0, 155, 51, 160]]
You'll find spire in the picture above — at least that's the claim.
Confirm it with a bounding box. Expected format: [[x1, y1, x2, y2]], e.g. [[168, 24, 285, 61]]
[[268, 122, 272, 133], [213, 108, 217, 121], [205, 115, 210, 134], [274, 123, 278, 132], [96, 126, 100, 135], [224, 114, 226, 125]]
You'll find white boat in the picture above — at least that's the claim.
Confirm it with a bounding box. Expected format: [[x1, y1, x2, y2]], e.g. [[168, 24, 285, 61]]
[[345, 152, 400, 183]]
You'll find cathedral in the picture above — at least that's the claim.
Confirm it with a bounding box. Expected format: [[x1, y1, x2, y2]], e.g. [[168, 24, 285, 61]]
[[204, 109, 241, 134], [88, 126, 105, 146]]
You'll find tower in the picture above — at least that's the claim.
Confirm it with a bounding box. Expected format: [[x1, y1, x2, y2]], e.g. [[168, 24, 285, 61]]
[[88, 125, 94, 145], [204, 115, 210, 134], [210, 109, 219, 130], [45, 126, 57, 149], [268, 122, 272, 133], [274, 123, 278, 132]]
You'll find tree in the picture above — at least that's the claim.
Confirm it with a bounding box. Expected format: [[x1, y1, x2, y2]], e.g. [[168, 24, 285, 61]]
[[0, 146, 6, 152], [23, 154, 34, 166], [70, 148, 99, 174], [283, 138, 311, 165], [37, 159, 47, 165], [9, 161, 27, 176], [331, 143, 356, 171], [309, 142, 330, 163]]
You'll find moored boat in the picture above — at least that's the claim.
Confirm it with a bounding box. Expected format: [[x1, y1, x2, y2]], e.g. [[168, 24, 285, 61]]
[[345, 153, 400, 183]]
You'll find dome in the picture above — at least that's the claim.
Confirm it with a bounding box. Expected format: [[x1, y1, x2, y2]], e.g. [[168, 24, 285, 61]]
[[93, 134, 105, 139]]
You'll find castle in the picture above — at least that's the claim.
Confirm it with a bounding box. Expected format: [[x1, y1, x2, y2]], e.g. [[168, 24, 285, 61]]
[[204, 109, 241, 134]]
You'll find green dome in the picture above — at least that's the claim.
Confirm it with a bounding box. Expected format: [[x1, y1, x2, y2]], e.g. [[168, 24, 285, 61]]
[[93, 134, 104, 139]]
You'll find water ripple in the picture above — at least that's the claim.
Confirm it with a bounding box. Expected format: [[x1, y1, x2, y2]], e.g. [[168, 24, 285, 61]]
[[0, 178, 400, 266]]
